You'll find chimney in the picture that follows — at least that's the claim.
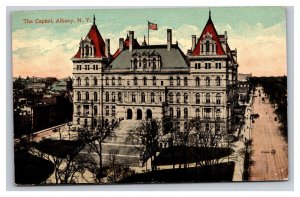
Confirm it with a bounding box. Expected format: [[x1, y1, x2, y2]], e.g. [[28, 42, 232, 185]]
[[119, 38, 124, 51], [224, 31, 228, 42], [105, 38, 110, 57], [192, 35, 196, 51], [129, 31, 134, 52], [167, 29, 172, 51]]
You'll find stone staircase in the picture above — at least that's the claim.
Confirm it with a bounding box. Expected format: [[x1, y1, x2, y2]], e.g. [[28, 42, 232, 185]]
[[102, 120, 143, 167]]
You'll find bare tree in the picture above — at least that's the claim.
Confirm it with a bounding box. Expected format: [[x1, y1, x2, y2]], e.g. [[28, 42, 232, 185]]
[[128, 119, 162, 171]]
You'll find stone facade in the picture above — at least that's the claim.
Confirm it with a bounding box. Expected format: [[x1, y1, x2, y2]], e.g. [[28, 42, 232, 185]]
[[71, 14, 238, 133]]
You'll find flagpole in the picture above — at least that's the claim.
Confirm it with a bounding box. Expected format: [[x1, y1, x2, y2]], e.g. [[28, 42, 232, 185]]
[[147, 21, 149, 46]]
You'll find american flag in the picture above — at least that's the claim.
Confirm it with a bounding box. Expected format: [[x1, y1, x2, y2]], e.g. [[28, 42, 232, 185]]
[[148, 21, 158, 30]]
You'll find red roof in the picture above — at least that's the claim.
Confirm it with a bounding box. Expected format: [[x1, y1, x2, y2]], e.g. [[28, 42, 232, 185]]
[[112, 35, 140, 59], [73, 24, 106, 58], [192, 17, 226, 56]]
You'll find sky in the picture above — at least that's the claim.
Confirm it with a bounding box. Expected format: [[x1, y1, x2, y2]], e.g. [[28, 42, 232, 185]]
[[12, 7, 287, 78]]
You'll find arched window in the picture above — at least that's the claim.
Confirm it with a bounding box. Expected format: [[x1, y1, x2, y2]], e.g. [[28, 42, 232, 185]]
[[77, 77, 81, 86], [85, 92, 89, 100], [133, 77, 138, 85], [206, 93, 210, 103], [112, 77, 115, 86], [153, 58, 156, 68], [216, 93, 221, 104], [94, 92, 97, 101], [176, 93, 181, 103], [105, 92, 109, 102], [112, 106, 116, 116], [106, 77, 109, 85], [85, 45, 89, 57], [143, 58, 147, 68], [206, 40, 210, 52], [141, 92, 146, 103], [112, 92, 116, 102], [133, 58, 138, 69], [118, 92, 122, 102], [196, 93, 200, 104], [184, 77, 188, 86], [151, 92, 155, 103], [85, 77, 89, 86], [170, 77, 173, 86], [153, 76, 157, 86], [94, 77, 97, 86], [169, 93, 174, 103], [177, 77, 181, 86], [132, 93, 136, 103], [144, 77, 147, 86], [206, 77, 210, 86], [177, 108, 181, 118], [77, 92, 81, 101], [195, 77, 200, 86], [169, 107, 174, 118], [184, 93, 188, 103], [118, 77, 122, 85], [216, 77, 221, 86], [77, 105, 81, 115]]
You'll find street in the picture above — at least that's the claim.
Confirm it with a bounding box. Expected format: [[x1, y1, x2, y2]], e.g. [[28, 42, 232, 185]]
[[250, 86, 288, 181]]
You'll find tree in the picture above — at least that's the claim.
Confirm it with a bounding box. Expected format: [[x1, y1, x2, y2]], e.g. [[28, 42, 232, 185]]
[[32, 139, 85, 184], [128, 119, 162, 171], [79, 120, 117, 182]]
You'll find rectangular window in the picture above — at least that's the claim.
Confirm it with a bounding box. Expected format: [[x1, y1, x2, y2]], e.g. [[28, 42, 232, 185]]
[[161, 81, 164, 86]]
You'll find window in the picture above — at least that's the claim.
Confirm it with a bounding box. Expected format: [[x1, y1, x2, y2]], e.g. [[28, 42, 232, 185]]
[[118, 92, 122, 102], [85, 77, 89, 86], [177, 108, 181, 119], [176, 93, 181, 103], [195, 63, 201, 69], [206, 40, 210, 52], [151, 92, 155, 103], [85, 92, 89, 100], [106, 77, 109, 85], [134, 77, 138, 86], [161, 81, 164, 86], [184, 77, 188, 86], [184, 122, 188, 130], [184, 108, 188, 118], [143, 58, 147, 68], [170, 107, 174, 118], [206, 93, 210, 103], [77, 92, 81, 101], [112, 106, 116, 116], [118, 77, 122, 85], [216, 93, 221, 104], [77, 118, 80, 125], [94, 77, 98, 86], [205, 63, 211, 69], [144, 77, 147, 86], [77, 65, 81, 70], [169, 93, 174, 103], [132, 93, 136, 103], [85, 65, 89, 70], [205, 123, 209, 132], [196, 108, 200, 118], [106, 106, 109, 116], [216, 77, 221, 86], [196, 77, 200, 86], [112, 77, 115, 86], [133, 58, 138, 69], [216, 123, 220, 133], [196, 93, 200, 104], [184, 93, 188, 103], [94, 106, 98, 115], [216, 109, 221, 120], [77, 77, 81, 86], [204, 108, 211, 119], [216, 62, 221, 69], [105, 92, 109, 102], [94, 92, 97, 101], [170, 77, 173, 86], [206, 77, 210, 86], [112, 92, 116, 102], [177, 77, 181, 86], [153, 76, 157, 86], [141, 92, 146, 103], [153, 58, 156, 68], [77, 105, 81, 115]]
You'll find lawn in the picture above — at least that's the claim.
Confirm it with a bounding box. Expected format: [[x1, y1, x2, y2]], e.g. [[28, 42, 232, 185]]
[[15, 150, 54, 185]]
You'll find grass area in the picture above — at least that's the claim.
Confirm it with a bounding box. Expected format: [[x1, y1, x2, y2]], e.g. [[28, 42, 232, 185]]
[[154, 146, 233, 166], [15, 150, 54, 185], [120, 162, 235, 183], [33, 139, 84, 158]]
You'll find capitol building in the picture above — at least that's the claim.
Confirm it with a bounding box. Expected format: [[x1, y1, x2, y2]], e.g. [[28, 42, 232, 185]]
[[71, 13, 238, 133]]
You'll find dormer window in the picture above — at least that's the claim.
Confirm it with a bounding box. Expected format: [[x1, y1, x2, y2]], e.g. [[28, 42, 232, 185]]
[[201, 33, 216, 55], [206, 40, 210, 52], [80, 37, 95, 58]]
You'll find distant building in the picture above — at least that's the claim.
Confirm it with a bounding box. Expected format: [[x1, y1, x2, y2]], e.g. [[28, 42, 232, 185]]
[[71, 12, 239, 133], [238, 73, 252, 82]]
